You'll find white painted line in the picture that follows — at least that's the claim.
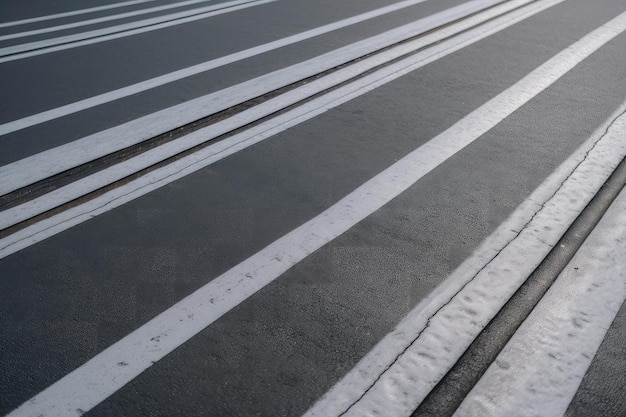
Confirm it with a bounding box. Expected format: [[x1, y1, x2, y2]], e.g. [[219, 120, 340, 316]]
[[319, 103, 626, 417], [0, 0, 537, 230], [0, 0, 218, 42], [303, 11, 626, 415], [453, 184, 626, 417], [0, 0, 277, 63], [0, 0, 466, 137], [0, 0, 159, 29], [5, 3, 617, 416], [0, 0, 527, 195]]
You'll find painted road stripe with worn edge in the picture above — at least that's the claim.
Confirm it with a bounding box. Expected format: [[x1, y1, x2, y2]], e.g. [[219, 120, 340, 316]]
[[0, 0, 159, 29], [0, 0, 543, 230], [454, 182, 626, 417], [0, 0, 220, 42], [0, 0, 277, 63], [323, 107, 626, 417], [7, 5, 625, 417], [0, 0, 488, 138]]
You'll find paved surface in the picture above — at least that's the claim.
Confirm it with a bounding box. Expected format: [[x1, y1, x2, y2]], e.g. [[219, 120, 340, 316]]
[[1, 0, 625, 416]]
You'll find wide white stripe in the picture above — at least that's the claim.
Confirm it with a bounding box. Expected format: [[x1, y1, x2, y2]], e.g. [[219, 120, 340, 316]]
[[0, 0, 472, 137], [0, 0, 218, 42], [454, 182, 626, 417], [0, 0, 158, 29], [5, 3, 616, 416], [324, 103, 626, 417], [0, 0, 528, 195], [0, 0, 277, 63], [0, 0, 538, 231]]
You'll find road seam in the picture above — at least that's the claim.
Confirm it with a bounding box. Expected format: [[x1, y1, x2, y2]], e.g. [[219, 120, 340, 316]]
[[0, 0, 562, 235], [5, 10, 626, 416], [303, 101, 626, 417], [452, 167, 626, 417]]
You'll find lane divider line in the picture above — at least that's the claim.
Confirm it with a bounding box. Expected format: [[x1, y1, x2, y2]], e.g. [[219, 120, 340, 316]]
[[0, 0, 159, 29], [8, 3, 622, 417], [0, 0, 277, 63], [324, 104, 626, 417], [305, 15, 626, 416], [0, 0, 479, 137], [0, 0, 530, 197], [0, 0, 562, 252], [0, 0, 220, 42], [453, 176, 626, 417], [0, 0, 537, 230]]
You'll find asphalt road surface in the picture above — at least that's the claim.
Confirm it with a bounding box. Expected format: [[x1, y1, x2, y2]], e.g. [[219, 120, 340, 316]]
[[1, 0, 625, 416]]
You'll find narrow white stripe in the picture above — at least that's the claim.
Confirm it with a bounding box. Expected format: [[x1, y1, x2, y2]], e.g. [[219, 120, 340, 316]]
[[5, 3, 614, 416], [323, 103, 626, 417], [0, 0, 277, 63], [0, 0, 442, 136], [0, 0, 525, 194], [454, 182, 626, 417], [0, 0, 534, 230], [0, 0, 158, 29], [307, 11, 626, 416], [0, 0, 218, 42]]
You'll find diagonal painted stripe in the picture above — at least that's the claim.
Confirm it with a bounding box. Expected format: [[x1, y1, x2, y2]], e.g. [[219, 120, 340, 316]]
[[0, 0, 277, 63], [321, 105, 626, 417], [0, 0, 438, 136], [0, 0, 159, 29], [0, 0, 219, 42], [0, 0, 523, 195], [0, 0, 534, 230], [7, 3, 623, 416], [454, 182, 626, 417]]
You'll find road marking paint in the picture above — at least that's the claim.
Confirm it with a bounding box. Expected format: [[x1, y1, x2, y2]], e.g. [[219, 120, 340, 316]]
[[0, 0, 219, 42], [0, 0, 530, 195], [0, 0, 159, 29], [314, 104, 626, 417], [7, 3, 623, 416], [0, 0, 461, 137], [454, 182, 626, 417], [0, 0, 277, 63], [0, 0, 536, 230]]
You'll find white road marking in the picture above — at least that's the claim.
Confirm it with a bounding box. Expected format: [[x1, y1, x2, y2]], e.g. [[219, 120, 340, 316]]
[[6, 4, 622, 417], [0, 0, 219, 42], [0, 0, 277, 63], [0, 0, 463, 137], [304, 11, 626, 416], [0, 0, 159, 29], [0, 0, 532, 196], [0, 0, 540, 231], [453, 179, 626, 417], [316, 104, 626, 417]]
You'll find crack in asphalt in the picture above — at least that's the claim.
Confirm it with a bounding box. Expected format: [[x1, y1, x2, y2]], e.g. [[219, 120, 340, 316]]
[[336, 106, 626, 416]]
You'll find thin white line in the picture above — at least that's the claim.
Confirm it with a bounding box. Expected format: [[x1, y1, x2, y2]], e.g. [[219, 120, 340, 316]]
[[8, 2, 617, 416], [0, 0, 560, 251], [0, 0, 159, 29], [318, 103, 626, 417], [0, 0, 436, 136], [0, 0, 520, 195], [0, 0, 218, 42], [454, 183, 626, 417], [0, 0, 277, 63]]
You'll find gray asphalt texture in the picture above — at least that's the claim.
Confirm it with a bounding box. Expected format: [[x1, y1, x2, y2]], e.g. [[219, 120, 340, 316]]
[[0, 0, 464, 165], [1, 0, 626, 416], [565, 298, 626, 417]]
